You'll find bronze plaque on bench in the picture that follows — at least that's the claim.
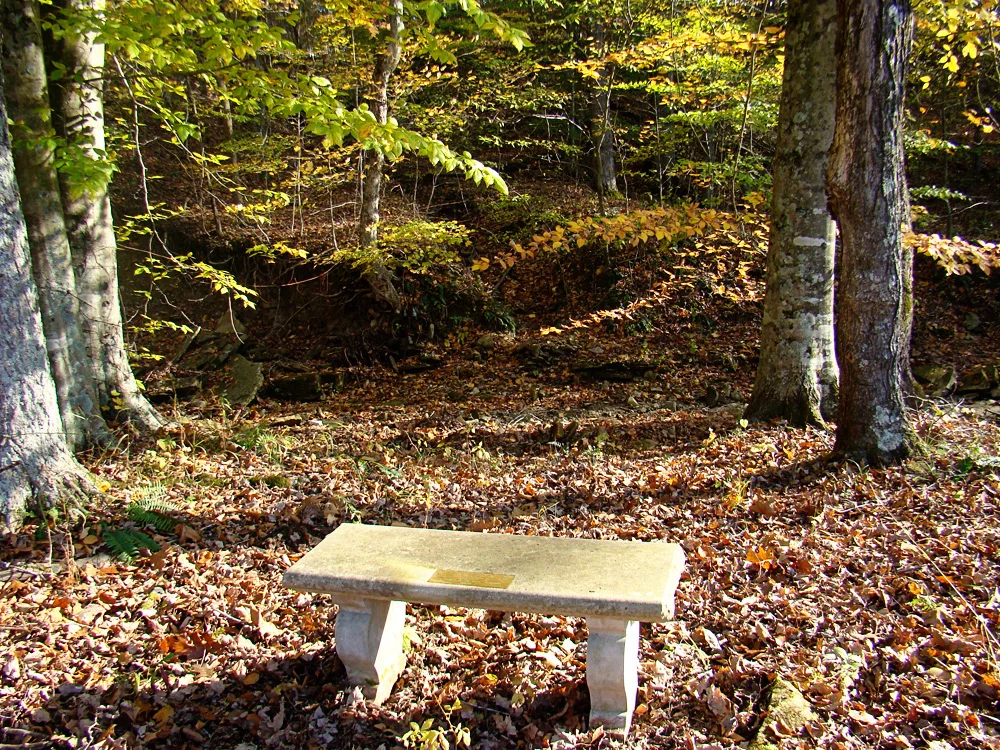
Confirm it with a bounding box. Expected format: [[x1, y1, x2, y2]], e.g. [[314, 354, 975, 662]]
[[428, 569, 514, 589]]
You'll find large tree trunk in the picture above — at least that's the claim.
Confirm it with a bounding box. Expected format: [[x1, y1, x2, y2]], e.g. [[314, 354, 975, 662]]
[[54, 0, 165, 431], [358, 0, 403, 312], [827, 0, 914, 465], [1, 0, 107, 451], [588, 20, 617, 204], [745, 0, 838, 427], [0, 77, 93, 533]]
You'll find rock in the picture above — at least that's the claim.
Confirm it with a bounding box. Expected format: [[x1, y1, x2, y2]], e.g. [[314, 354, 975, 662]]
[[172, 376, 202, 398], [222, 356, 264, 406], [254, 474, 291, 489], [514, 342, 541, 359], [265, 372, 322, 402], [723, 402, 746, 419], [748, 678, 818, 750], [702, 385, 720, 407], [399, 355, 443, 374], [215, 312, 248, 339], [572, 360, 653, 383], [549, 420, 579, 443], [186, 340, 241, 371], [957, 362, 1000, 395], [964, 312, 982, 332], [702, 383, 735, 407], [913, 363, 957, 397], [171, 326, 201, 363], [476, 333, 496, 351], [319, 370, 350, 391], [148, 375, 202, 403]]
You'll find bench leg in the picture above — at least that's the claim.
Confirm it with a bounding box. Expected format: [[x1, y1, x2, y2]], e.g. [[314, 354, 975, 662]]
[[586, 617, 640, 737], [334, 599, 406, 705]]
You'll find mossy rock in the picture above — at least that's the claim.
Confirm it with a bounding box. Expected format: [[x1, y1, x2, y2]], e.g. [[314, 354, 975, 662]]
[[254, 474, 291, 489], [748, 677, 817, 750]]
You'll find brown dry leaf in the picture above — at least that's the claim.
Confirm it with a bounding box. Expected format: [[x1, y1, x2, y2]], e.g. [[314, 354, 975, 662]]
[[705, 685, 734, 721]]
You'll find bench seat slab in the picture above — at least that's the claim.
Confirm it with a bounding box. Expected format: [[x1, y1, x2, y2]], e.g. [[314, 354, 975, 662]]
[[284, 524, 684, 622]]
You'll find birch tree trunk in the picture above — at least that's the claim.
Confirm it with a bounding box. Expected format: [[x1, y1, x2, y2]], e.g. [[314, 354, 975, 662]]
[[1, 0, 107, 451], [54, 0, 165, 431], [827, 0, 914, 465], [0, 77, 93, 533], [745, 0, 838, 426], [358, 0, 403, 312]]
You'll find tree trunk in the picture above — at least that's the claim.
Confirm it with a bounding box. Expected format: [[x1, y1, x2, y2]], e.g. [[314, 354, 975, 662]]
[[0, 77, 93, 533], [588, 20, 617, 202], [1, 0, 107, 451], [745, 0, 838, 427], [358, 0, 403, 312], [826, 0, 914, 465], [54, 0, 165, 431]]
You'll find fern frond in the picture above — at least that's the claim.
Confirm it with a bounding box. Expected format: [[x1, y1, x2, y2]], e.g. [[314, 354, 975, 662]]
[[105, 529, 161, 561], [127, 494, 181, 533]]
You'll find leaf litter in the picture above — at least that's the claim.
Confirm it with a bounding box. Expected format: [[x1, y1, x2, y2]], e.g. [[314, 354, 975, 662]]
[[2, 248, 1000, 749]]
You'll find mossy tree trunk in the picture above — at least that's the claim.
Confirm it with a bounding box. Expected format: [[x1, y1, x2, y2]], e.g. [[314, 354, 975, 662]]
[[1, 0, 107, 451], [52, 0, 165, 431], [0, 75, 94, 533], [358, 0, 403, 312], [588, 20, 617, 207], [745, 0, 838, 427], [826, 0, 914, 465]]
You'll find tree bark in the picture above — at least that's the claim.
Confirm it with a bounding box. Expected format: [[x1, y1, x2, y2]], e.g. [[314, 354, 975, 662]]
[[0, 75, 93, 533], [358, 0, 403, 312], [54, 0, 165, 431], [588, 20, 617, 202], [745, 0, 838, 427], [826, 0, 914, 465], [1, 0, 107, 451]]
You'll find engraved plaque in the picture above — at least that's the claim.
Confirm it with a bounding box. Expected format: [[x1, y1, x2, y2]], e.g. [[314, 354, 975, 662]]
[[428, 569, 514, 589]]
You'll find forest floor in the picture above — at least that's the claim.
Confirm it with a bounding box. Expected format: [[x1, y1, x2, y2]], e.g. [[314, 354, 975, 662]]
[[3, 207, 1000, 749]]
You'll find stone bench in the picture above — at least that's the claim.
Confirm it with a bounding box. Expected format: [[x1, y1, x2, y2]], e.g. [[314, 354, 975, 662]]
[[283, 523, 685, 736]]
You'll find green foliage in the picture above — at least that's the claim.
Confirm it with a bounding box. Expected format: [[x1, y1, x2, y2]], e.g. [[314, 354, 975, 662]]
[[104, 528, 161, 562], [231, 424, 289, 462], [328, 219, 472, 275], [910, 185, 970, 203], [127, 492, 181, 534], [401, 719, 450, 750], [481, 298, 516, 332], [381, 219, 472, 272]]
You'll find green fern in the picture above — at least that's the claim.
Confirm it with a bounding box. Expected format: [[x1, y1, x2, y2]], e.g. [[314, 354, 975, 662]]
[[104, 529, 161, 561], [127, 495, 180, 533]]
